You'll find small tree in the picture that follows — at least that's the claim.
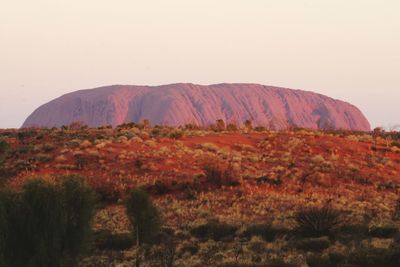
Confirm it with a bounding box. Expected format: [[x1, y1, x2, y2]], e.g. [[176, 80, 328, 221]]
[[126, 188, 161, 267]]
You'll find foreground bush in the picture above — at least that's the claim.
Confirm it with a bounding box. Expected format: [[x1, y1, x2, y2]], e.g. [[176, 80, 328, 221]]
[[126, 188, 161, 267], [0, 192, 9, 266], [306, 252, 347, 267], [92, 230, 134, 251], [191, 219, 238, 241], [219, 261, 296, 267], [203, 163, 240, 187], [294, 205, 343, 237], [0, 175, 97, 267], [348, 247, 400, 267], [0, 140, 9, 160], [242, 223, 288, 242], [292, 236, 331, 252]]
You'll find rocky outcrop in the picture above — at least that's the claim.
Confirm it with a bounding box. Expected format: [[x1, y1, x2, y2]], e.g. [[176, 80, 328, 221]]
[[22, 83, 370, 131]]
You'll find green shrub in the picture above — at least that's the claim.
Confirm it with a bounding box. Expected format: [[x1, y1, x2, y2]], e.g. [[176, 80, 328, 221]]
[[394, 199, 400, 220], [292, 236, 331, 252], [190, 220, 238, 241], [242, 223, 288, 241], [0, 165, 15, 183], [203, 163, 240, 187], [369, 226, 399, 238], [0, 175, 97, 267], [348, 247, 400, 267], [335, 223, 369, 243], [126, 188, 161, 245], [168, 130, 184, 139], [226, 123, 238, 131], [0, 140, 10, 160], [180, 243, 199, 255], [255, 176, 282, 186], [147, 227, 177, 267], [15, 144, 34, 155], [92, 230, 134, 250], [294, 205, 343, 237], [148, 180, 170, 195], [254, 126, 266, 132], [42, 143, 55, 152], [306, 252, 346, 267], [219, 262, 296, 267], [0, 192, 9, 266], [58, 175, 98, 263], [35, 153, 52, 163], [126, 188, 161, 267]]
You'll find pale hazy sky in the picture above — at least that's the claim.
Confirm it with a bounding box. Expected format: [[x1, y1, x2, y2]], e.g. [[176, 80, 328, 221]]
[[0, 0, 399, 129]]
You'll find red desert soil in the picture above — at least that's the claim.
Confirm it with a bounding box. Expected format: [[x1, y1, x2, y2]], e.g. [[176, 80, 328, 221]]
[[1, 126, 399, 231]]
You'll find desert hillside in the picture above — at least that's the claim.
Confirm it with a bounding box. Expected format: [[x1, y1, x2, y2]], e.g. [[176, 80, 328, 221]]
[[1, 123, 399, 266]]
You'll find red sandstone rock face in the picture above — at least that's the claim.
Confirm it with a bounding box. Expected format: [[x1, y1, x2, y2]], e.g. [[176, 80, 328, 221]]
[[22, 83, 371, 131]]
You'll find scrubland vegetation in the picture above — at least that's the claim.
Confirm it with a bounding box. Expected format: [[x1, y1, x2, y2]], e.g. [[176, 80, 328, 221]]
[[1, 121, 400, 266]]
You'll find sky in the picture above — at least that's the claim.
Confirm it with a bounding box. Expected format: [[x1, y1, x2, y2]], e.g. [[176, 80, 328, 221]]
[[0, 0, 399, 129]]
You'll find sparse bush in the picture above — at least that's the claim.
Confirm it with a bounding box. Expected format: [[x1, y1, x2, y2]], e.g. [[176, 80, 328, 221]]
[[244, 120, 253, 130], [306, 252, 346, 267], [335, 223, 369, 243], [0, 192, 8, 266], [254, 126, 266, 132], [348, 247, 400, 267], [168, 129, 184, 139], [255, 176, 282, 186], [92, 230, 134, 250], [42, 143, 55, 152], [35, 153, 52, 163], [74, 153, 87, 170], [190, 220, 237, 241], [134, 158, 145, 170], [0, 140, 11, 183], [0, 139, 10, 160], [15, 144, 34, 155], [242, 223, 288, 241], [219, 262, 296, 267], [199, 142, 219, 152], [369, 225, 399, 238], [150, 180, 170, 195], [294, 205, 343, 237], [180, 242, 199, 255], [147, 228, 177, 267], [59, 175, 98, 263], [293, 236, 331, 252], [203, 163, 240, 187], [68, 121, 87, 130], [214, 119, 226, 132], [226, 123, 238, 131], [393, 198, 400, 220]]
